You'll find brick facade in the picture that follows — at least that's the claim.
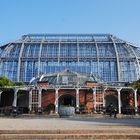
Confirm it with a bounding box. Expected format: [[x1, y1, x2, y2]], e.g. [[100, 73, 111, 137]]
[[41, 89, 55, 108], [1, 87, 140, 114], [41, 89, 94, 113], [39, 88, 140, 114]]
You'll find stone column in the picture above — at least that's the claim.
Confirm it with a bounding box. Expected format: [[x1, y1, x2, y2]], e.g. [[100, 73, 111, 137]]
[[38, 89, 42, 108], [29, 90, 32, 112], [117, 89, 121, 114], [103, 89, 106, 108], [12, 89, 18, 107], [134, 89, 138, 113], [76, 88, 79, 112], [55, 89, 59, 114], [93, 87, 96, 113]]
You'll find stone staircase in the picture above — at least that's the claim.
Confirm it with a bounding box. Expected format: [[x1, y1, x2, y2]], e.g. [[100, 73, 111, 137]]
[[0, 129, 140, 139]]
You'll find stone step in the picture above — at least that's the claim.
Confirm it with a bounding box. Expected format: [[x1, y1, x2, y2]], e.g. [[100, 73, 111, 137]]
[[0, 129, 140, 140], [0, 133, 140, 140], [0, 129, 140, 134]]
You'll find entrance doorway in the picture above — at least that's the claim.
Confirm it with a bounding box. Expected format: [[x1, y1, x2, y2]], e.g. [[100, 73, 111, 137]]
[[105, 94, 118, 108], [58, 94, 76, 107], [17, 90, 29, 113], [0, 89, 14, 107]]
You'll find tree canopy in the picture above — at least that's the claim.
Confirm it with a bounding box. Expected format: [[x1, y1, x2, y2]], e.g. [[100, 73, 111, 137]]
[[129, 79, 140, 89], [0, 77, 25, 87]]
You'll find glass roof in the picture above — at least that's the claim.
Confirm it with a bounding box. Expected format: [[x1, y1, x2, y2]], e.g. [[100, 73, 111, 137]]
[[30, 69, 101, 86]]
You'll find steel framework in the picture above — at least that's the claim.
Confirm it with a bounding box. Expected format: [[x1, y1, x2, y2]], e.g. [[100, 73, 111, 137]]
[[0, 34, 140, 83]]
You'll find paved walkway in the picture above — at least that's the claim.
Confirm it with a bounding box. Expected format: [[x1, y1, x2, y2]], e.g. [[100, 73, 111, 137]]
[[0, 117, 140, 130]]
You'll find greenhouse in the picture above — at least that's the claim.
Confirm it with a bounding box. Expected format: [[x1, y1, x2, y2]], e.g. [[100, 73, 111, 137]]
[[0, 34, 140, 115], [0, 34, 140, 83]]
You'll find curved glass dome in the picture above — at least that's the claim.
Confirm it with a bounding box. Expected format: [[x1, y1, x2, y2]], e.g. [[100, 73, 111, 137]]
[[30, 69, 99, 86], [0, 34, 140, 83]]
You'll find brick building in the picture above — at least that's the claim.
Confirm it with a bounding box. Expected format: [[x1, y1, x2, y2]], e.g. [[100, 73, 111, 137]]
[[0, 69, 139, 115]]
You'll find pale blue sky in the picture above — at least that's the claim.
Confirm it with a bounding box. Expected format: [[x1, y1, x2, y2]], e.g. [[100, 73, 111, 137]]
[[0, 0, 140, 46]]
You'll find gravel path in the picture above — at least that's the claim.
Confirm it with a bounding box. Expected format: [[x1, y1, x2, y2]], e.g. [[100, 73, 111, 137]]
[[0, 117, 140, 130]]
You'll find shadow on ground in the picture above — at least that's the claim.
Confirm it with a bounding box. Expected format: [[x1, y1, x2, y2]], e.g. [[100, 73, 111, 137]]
[[63, 117, 140, 128]]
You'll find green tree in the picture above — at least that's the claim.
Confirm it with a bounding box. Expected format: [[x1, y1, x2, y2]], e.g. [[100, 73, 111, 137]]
[[129, 79, 140, 89], [0, 77, 14, 87], [0, 77, 26, 87]]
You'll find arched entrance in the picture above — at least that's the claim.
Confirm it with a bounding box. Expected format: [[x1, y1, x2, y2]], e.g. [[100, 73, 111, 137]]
[[0, 89, 14, 107], [17, 90, 29, 113], [58, 94, 76, 107], [0, 89, 14, 115], [105, 94, 118, 108]]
